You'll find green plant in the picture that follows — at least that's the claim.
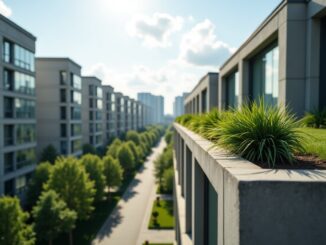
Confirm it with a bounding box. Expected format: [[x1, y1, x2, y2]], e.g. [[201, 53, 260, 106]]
[[40, 145, 58, 164], [302, 108, 326, 128], [199, 109, 224, 140], [162, 168, 174, 194], [106, 139, 122, 158], [217, 100, 304, 167], [117, 144, 135, 175], [103, 156, 123, 196], [82, 144, 96, 155]]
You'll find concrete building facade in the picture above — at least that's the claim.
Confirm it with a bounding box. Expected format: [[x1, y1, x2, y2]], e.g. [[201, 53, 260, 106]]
[[36, 58, 83, 157], [103, 85, 117, 144], [115, 92, 126, 136], [173, 93, 188, 117], [219, 0, 326, 116], [81, 76, 104, 150], [137, 92, 165, 124], [0, 14, 37, 197], [185, 73, 219, 114]]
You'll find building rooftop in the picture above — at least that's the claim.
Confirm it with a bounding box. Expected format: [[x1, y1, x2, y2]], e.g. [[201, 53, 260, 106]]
[[36, 57, 82, 69]]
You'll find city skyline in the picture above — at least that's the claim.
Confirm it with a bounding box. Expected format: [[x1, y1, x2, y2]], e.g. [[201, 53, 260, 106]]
[[1, 0, 280, 113]]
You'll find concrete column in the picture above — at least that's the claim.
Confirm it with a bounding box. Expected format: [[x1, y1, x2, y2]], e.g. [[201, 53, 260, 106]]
[[185, 146, 193, 235], [181, 138, 185, 197], [192, 159, 205, 244], [219, 76, 227, 110]]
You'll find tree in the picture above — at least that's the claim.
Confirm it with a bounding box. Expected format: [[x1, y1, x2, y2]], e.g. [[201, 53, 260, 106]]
[[126, 131, 141, 145], [126, 141, 141, 165], [0, 197, 35, 245], [164, 130, 173, 145], [45, 157, 95, 220], [26, 162, 53, 207], [32, 190, 76, 245], [163, 168, 174, 194], [106, 139, 122, 158], [154, 154, 166, 190], [117, 144, 135, 175], [103, 156, 123, 195], [40, 145, 58, 164], [80, 154, 106, 202], [82, 144, 96, 155]]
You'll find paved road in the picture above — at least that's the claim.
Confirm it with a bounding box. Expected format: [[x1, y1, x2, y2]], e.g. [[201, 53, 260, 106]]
[[93, 139, 167, 245]]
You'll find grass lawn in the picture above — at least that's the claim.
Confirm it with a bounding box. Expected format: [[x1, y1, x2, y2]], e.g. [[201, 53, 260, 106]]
[[148, 200, 174, 229], [299, 128, 326, 160], [52, 171, 137, 245]]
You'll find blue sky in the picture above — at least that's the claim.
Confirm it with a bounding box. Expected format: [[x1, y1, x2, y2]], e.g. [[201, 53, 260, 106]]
[[2, 0, 281, 113]]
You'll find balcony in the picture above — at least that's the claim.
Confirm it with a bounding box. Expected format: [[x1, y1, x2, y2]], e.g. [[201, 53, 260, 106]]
[[173, 123, 326, 245]]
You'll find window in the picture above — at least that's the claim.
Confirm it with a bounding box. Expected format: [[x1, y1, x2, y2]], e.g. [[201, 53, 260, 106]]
[[61, 124, 67, 137], [4, 69, 14, 91], [16, 124, 36, 144], [60, 71, 67, 85], [71, 139, 82, 153], [16, 148, 36, 169], [95, 135, 102, 144], [71, 73, 81, 90], [4, 125, 14, 146], [71, 123, 82, 137], [71, 91, 81, 105], [71, 107, 81, 120], [89, 136, 94, 144], [90, 123, 94, 133], [60, 89, 66, 102], [96, 123, 102, 132], [4, 153, 14, 174], [4, 97, 14, 118], [14, 72, 35, 95], [15, 98, 35, 119], [251, 44, 279, 106], [3, 40, 13, 63], [96, 111, 102, 120], [111, 104, 116, 112], [15, 175, 27, 194], [60, 107, 67, 120], [89, 111, 93, 120], [60, 141, 68, 155], [96, 87, 103, 98], [4, 179, 14, 196], [89, 85, 94, 96], [226, 71, 239, 109], [89, 98, 94, 108], [97, 99, 103, 109], [201, 89, 207, 113], [13, 44, 35, 72]]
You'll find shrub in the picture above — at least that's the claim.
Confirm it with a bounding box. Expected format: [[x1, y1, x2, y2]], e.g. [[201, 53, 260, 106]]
[[106, 139, 122, 158], [163, 168, 174, 194], [217, 100, 304, 167], [126, 131, 141, 145], [40, 145, 58, 164], [82, 144, 96, 155], [302, 108, 326, 128]]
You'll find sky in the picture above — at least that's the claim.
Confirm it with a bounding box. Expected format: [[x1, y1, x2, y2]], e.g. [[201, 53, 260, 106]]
[[1, 0, 281, 114]]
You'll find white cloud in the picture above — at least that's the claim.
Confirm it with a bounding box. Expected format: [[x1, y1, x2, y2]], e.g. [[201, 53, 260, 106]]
[[83, 62, 203, 114], [127, 12, 184, 48], [178, 19, 234, 68], [0, 0, 11, 17]]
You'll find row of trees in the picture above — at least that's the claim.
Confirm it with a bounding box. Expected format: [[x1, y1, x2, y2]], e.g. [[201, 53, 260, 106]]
[[154, 127, 174, 194], [0, 126, 164, 245]]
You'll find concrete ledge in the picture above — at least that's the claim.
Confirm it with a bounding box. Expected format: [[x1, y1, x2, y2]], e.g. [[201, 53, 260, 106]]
[[173, 123, 326, 245]]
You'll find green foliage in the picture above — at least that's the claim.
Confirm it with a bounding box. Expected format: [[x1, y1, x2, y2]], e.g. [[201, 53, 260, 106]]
[[82, 144, 96, 155], [103, 156, 123, 193], [148, 200, 174, 229], [117, 144, 135, 174], [46, 157, 95, 220], [217, 101, 304, 167], [302, 108, 326, 128], [0, 196, 35, 245], [126, 131, 141, 145], [154, 145, 173, 192], [197, 109, 224, 141], [40, 145, 58, 164], [126, 141, 141, 164], [175, 114, 195, 127], [26, 162, 53, 207], [32, 190, 76, 244], [162, 169, 174, 194], [106, 139, 122, 158], [80, 154, 106, 202], [164, 131, 173, 145]]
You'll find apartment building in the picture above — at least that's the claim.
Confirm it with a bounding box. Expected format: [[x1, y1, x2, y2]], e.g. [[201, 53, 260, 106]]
[[36, 58, 83, 157], [115, 92, 125, 136], [135, 101, 144, 130], [137, 92, 165, 124], [185, 73, 219, 114], [0, 15, 37, 197], [81, 77, 104, 150], [173, 92, 189, 117], [219, 0, 326, 116], [124, 95, 132, 131], [103, 85, 117, 144]]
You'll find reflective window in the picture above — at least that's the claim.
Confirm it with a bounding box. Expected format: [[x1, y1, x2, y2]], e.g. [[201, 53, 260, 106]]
[[71, 123, 82, 137], [16, 124, 36, 144], [95, 135, 102, 144], [4, 125, 14, 146], [251, 44, 279, 106], [60, 89, 66, 103], [61, 124, 67, 138], [226, 71, 239, 109], [15, 175, 27, 194], [111, 103, 115, 112], [15, 98, 35, 119], [96, 87, 103, 98], [71, 139, 82, 153], [60, 107, 67, 120], [4, 70, 35, 95], [16, 148, 36, 169], [71, 73, 81, 90], [3, 40, 12, 63], [4, 69, 14, 91], [89, 85, 94, 95], [14, 44, 35, 72], [60, 71, 67, 85], [96, 111, 102, 120], [71, 107, 81, 120], [60, 141, 68, 155], [4, 153, 14, 174], [111, 93, 115, 103], [97, 99, 103, 109], [71, 91, 81, 105], [96, 123, 102, 132]]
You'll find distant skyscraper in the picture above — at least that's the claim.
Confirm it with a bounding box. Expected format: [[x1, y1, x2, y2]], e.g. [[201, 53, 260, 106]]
[[137, 92, 164, 124], [173, 93, 188, 117]]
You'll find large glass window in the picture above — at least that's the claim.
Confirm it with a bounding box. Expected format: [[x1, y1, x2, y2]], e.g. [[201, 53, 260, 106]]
[[95, 123, 102, 132], [4, 97, 14, 118], [15, 175, 27, 194], [226, 71, 239, 109], [71, 123, 82, 137], [4, 125, 14, 146], [96, 99, 103, 109], [14, 72, 35, 95], [60, 89, 66, 103], [4, 69, 14, 91], [96, 87, 103, 98], [60, 141, 68, 155], [96, 111, 102, 120], [71, 73, 81, 90], [61, 124, 67, 138], [60, 107, 67, 120], [4, 179, 14, 196], [4, 153, 14, 174], [71, 91, 81, 105], [71, 107, 81, 120], [251, 44, 279, 106], [60, 71, 67, 85], [16, 124, 36, 144], [15, 98, 35, 119], [14, 44, 35, 72], [71, 139, 82, 153], [16, 148, 36, 169], [3, 40, 12, 63], [95, 135, 102, 144]]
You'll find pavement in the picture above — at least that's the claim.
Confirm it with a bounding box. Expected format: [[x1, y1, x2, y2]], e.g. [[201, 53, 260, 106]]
[[92, 139, 175, 245]]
